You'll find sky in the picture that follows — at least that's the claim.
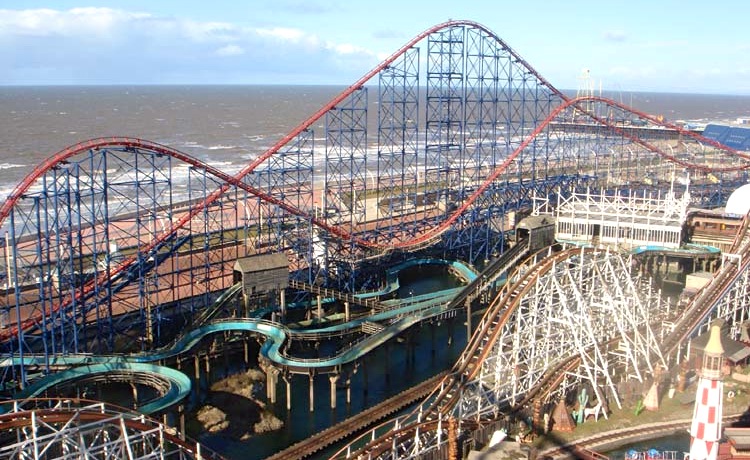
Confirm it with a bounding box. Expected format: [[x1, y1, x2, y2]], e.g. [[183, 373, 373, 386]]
[[0, 1, 748, 94]]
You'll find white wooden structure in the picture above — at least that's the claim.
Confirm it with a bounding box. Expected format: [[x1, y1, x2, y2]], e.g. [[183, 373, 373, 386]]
[[555, 188, 690, 249]]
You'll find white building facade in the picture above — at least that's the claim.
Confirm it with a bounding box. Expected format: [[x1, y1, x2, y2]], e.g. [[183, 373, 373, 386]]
[[555, 188, 690, 249]]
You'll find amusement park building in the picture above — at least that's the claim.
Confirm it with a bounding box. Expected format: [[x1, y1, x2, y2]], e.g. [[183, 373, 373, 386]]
[[554, 188, 690, 249]]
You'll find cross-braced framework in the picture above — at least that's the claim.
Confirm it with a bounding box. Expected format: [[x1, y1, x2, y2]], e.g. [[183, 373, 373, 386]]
[[332, 246, 671, 459], [555, 187, 691, 248], [459, 246, 669, 416], [665, 214, 750, 362], [0, 399, 216, 460]]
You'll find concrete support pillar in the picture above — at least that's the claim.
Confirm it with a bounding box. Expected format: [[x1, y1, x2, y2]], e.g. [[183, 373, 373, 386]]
[[329, 374, 339, 409], [344, 301, 350, 322], [131, 383, 138, 408], [244, 339, 249, 367], [194, 354, 201, 395], [317, 295, 323, 319], [280, 289, 286, 321], [345, 379, 352, 405], [284, 375, 292, 410], [266, 368, 279, 403], [309, 372, 315, 412], [179, 405, 186, 441]]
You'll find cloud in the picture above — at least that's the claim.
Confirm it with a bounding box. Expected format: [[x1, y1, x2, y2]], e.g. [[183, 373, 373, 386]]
[[0, 7, 150, 38], [0, 7, 380, 85], [264, 0, 338, 14], [216, 44, 244, 56], [255, 27, 307, 42], [601, 29, 627, 42], [328, 42, 370, 56]]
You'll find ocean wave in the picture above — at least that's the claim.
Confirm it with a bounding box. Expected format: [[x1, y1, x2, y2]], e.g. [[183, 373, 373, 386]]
[[179, 141, 242, 151], [0, 163, 26, 170], [0, 185, 15, 201]]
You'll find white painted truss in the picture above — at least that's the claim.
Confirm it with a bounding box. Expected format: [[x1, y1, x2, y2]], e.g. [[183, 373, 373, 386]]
[[451, 246, 669, 422], [336, 246, 672, 459], [676, 219, 750, 358], [0, 399, 212, 460]]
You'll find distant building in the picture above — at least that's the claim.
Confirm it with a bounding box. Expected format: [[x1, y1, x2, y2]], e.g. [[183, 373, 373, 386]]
[[701, 124, 750, 151]]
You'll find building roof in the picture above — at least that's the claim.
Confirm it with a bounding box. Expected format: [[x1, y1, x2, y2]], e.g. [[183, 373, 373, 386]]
[[702, 124, 750, 151], [691, 324, 750, 363], [517, 215, 554, 230], [234, 253, 288, 273], [705, 321, 725, 356], [725, 427, 750, 450]]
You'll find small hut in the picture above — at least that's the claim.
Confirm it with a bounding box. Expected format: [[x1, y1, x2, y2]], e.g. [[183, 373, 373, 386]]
[[233, 253, 288, 310]]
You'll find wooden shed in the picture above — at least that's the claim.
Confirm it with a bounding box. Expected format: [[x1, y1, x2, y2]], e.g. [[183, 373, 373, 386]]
[[233, 253, 289, 297], [516, 215, 556, 252]]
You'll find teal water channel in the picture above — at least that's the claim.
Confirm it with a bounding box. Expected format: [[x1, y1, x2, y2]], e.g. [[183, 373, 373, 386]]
[[197, 263, 471, 459]]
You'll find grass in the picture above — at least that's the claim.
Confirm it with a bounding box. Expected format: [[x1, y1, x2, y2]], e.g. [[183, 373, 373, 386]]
[[534, 375, 750, 450]]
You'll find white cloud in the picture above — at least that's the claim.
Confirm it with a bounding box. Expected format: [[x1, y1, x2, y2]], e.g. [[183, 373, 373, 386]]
[[0, 7, 150, 38], [329, 42, 368, 55], [216, 44, 244, 56], [181, 20, 240, 43], [602, 29, 627, 42], [255, 27, 306, 42], [0, 7, 382, 85]]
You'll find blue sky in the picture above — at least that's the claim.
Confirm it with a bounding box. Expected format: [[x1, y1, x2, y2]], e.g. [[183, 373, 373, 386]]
[[1, 1, 748, 94]]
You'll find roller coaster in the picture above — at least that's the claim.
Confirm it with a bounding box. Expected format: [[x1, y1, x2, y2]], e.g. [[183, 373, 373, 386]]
[[2, 19, 750, 460]]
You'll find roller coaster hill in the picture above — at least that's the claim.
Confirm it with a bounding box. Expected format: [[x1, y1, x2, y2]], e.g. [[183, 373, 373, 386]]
[[2, 19, 750, 460]]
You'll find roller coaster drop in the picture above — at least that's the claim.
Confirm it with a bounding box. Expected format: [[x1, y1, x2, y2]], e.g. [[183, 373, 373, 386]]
[[2, 19, 750, 460]]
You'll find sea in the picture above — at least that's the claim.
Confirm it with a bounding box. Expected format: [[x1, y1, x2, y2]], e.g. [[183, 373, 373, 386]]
[[1, 85, 750, 203]]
